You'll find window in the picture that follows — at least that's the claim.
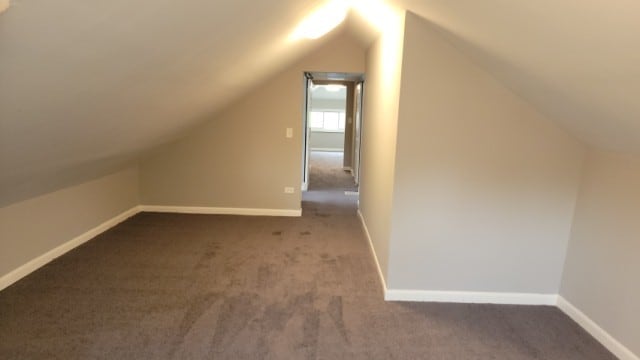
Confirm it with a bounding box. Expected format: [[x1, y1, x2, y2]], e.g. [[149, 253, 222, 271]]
[[309, 111, 346, 131]]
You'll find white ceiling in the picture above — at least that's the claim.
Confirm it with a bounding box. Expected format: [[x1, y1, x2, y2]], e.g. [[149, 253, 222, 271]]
[[311, 84, 347, 100], [1, 0, 639, 205]]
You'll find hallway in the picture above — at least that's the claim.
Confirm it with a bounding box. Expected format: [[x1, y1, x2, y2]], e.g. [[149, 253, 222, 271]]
[[308, 151, 357, 192], [0, 161, 615, 358], [304, 151, 358, 216]]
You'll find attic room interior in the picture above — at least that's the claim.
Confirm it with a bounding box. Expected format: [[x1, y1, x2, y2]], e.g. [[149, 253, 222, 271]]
[[0, 0, 638, 358]]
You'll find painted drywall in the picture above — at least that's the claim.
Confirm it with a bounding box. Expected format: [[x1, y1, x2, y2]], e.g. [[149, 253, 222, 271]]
[[0, 0, 362, 206], [399, 0, 640, 153], [310, 98, 346, 110], [4, 0, 639, 221], [140, 32, 365, 210], [386, 12, 586, 293], [0, 167, 139, 279], [357, 8, 406, 283], [561, 148, 640, 356], [309, 131, 344, 151], [343, 83, 356, 168]]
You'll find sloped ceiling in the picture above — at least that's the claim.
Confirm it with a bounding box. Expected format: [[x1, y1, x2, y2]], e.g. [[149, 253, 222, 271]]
[[398, 0, 640, 153], [0, 0, 358, 205], [1, 0, 638, 205]]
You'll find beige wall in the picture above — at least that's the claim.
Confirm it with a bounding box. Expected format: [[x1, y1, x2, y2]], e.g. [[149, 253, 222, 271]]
[[358, 10, 406, 282], [561, 148, 640, 356], [343, 84, 356, 168], [140, 33, 365, 210], [0, 167, 139, 280], [386, 12, 586, 293]]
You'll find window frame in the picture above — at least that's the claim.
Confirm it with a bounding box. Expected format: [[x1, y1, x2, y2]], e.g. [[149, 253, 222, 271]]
[[309, 109, 347, 133]]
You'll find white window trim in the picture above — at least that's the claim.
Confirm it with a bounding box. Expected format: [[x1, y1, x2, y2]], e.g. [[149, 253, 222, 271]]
[[309, 109, 347, 132]]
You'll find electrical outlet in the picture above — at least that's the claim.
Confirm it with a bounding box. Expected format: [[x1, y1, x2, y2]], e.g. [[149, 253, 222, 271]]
[[284, 187, 295, 194]]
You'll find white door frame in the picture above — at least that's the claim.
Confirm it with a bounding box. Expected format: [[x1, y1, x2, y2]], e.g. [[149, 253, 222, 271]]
[[301, 73, 312, 191], [353, 80, 364, 185], [301, 72, 365, 196]]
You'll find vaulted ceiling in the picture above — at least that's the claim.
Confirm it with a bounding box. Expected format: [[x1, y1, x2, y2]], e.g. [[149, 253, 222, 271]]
[[1, 0, 638, 205], [0, 0, 347, 204], [400, 0, 640, 153]]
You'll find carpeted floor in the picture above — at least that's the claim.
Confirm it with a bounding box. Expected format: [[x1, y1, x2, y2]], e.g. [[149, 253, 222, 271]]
[[0, 152, 615, 359], [308, 151, 357, 192]]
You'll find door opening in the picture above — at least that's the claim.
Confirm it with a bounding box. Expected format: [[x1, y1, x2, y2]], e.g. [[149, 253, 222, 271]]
[[301, 72, 365, 197]]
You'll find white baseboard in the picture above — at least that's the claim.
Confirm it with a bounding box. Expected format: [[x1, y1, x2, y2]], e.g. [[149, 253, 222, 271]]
[[0, 205, 141, 292], [2, 204, 634, 360], [140, 205, 302, 217], [355, 210, 555, 305], [385, 289, 557, 305], [310, 148, 343, 152], [355, 215, 635, 358], [357, 209, 388, 292], [558, 296, 638, 360]]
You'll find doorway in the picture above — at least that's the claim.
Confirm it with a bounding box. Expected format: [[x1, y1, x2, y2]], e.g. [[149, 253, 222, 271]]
[[301, 72, 364, 198]]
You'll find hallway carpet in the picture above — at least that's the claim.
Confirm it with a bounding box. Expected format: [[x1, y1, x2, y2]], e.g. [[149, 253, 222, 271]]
[[0, 155, 614, 359], [308, 151, 357, 192]]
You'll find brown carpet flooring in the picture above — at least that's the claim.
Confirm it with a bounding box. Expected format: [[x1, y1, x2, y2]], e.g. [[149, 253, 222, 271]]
[[0, 152, 615, 359], [308, 151, 357, 192]]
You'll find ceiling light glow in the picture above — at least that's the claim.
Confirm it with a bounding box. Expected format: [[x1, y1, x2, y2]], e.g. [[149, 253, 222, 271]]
[[0, 0, 10, 15], [291, 1, 350, 40], [350, 0, 397, 32], [325, 85, 344, 92]]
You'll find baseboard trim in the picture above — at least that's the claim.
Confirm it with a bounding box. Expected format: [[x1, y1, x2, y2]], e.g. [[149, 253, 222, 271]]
[[385, 289, 558, 305], [140, 205, 302, 217], [350, 209, 635, 357], [0, 205, 141, 292], [310, 148, 343, 152], [557, 296, 638, 360], [356, 209, 388, 292]]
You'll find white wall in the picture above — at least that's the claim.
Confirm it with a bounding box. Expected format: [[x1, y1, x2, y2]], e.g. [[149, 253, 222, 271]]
[[140, 33, 365, 210], [358, 9, 406, 284], [386, 12, 586, 294], [310, 98, 345, 110], [309, 131, 344, 151], [561, 148, 640, 357], [0, 167, 139, 287], [309, 98, 346, 151]]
